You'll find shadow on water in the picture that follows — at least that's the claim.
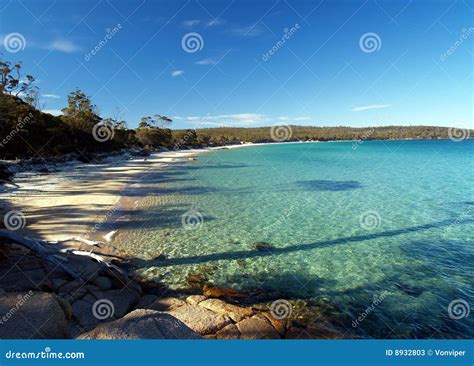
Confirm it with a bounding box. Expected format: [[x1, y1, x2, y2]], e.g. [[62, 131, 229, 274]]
[[296, 180, 362, 191], [135, 218, 474, 268]]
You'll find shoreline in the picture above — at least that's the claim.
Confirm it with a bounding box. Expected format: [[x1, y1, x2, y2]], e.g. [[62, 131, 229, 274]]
[[1, 138, 465, 241]]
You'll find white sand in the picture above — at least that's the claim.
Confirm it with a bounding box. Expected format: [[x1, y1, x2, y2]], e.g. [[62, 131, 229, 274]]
[[1, 142, 309, 241], [0, 149, 210, 241]]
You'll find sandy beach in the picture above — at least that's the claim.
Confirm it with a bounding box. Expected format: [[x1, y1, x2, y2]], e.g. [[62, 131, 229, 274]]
[[0, 148, 216, 241]]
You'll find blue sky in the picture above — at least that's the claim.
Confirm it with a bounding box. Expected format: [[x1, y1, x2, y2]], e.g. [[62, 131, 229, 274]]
[[0, 0, 472, 129]]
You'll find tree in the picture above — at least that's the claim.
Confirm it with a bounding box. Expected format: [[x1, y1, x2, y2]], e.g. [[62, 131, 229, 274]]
[[0, 59, 37, 98], [61, 88, 101, 130], [136, 127, 172, 147]]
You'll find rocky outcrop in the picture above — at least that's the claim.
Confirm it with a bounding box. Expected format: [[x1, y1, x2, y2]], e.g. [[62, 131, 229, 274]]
[[0, 239, 348, 340], [78, 309, 200, 339], [0, 292, 68, 339], [167, 305, 231, 335]]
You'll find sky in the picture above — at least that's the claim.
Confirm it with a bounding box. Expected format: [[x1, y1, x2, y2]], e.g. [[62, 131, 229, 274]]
[[0, 0, 472, 129]]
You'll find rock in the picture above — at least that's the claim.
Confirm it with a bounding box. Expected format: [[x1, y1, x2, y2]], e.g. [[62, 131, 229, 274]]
[[167, 305, 231, 335], [92, 276, 113, 290], [262, 312, 287, 336], [78, 309, 201, 339], [91, 289, 141, 318], [56, 296, 73, 320], [51, 278, 68, 290], [215, 324, 241, 339], [186, 295, 207, 305], [236, 316, 280, 339], [57, 279, 83, 293], [395, 282, 423, 297], [186, 273, 206, 288], [199, 298, 253, 322], [0, 268, 52, 291], [136, 295, 185, 311], [202, 284, 244, 299], [252, 241, 274, 252], [0, 292, 68, 339], [71, 299, 101, 327]]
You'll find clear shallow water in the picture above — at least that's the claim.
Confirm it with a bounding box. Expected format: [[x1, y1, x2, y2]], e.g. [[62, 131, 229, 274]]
[[114, 140, 473, 338]]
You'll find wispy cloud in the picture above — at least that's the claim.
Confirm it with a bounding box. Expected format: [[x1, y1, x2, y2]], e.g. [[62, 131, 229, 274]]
[[46, 40, 82, 53], [42, 109, 63, 116], [195, 58, 218, 65], [231, 24, 264, 37], [182, 19, 200, 27], [278, 116, 311, 121], [42, 94, 60, 99], [182, 113, 269, 126], [171, 70, 184, 77], [207, 18, 225, 27], [352, 104, 391, 112]]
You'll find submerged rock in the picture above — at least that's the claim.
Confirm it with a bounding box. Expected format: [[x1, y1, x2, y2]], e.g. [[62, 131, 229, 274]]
[[395, 283, 424, 297], [202, 284, 244, 299], [252, 241, 274, 251]]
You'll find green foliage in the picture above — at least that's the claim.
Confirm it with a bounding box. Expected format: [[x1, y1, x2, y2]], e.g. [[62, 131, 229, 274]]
[[136, 127, 172, 147], [169, 125, 457, 145]]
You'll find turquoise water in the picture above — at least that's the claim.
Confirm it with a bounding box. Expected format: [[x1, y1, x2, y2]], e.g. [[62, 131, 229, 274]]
[[114, 140, 473, 338]]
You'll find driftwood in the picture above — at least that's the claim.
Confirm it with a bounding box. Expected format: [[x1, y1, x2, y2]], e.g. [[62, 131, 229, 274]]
[[0, 230, 125, 282]]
